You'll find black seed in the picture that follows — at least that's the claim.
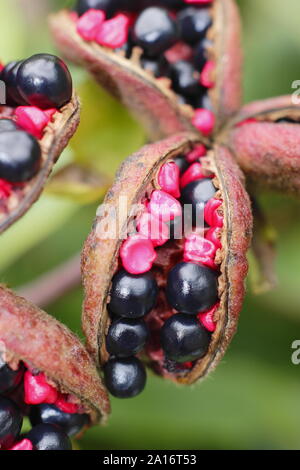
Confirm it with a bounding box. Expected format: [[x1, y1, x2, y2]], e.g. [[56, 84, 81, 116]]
[[26, 423, 72, 450], [166, 261, 218, 313], [106, 318, 149, 357], [108, 269, 158, 319], [104, 357, 146, 398], [17, 54, 72, 109], [170, 60, 201, 97], [0, 354, 23, 394], [132, 7, 179, 57], [29, 404, 89, 437], [173, 155, 189, 174], [1, 61, 27, 106], [178, 7, 212, 45], [0, 396, 23, 449], [0, 130, 41, 183], [161, 313, 211, 363], [141, 56, 170, 78], [180, 178, 216, 226], [0, 119, 19, 133], [75, 0, 116, 16]]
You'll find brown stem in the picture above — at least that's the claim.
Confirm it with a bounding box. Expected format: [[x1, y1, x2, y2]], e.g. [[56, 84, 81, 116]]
[[16, 253, 81, 308]]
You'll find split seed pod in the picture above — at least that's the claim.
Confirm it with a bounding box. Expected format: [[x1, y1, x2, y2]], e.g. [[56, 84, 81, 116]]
[[81, 133, 252, 385], [0, 286, 110, 426], [0, 95, 80, 234], [49, 0, 242, 141], [225, 96, 300, 196]]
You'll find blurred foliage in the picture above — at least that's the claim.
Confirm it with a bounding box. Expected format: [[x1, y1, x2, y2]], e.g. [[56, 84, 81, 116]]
[[0, 0, 300, 450]]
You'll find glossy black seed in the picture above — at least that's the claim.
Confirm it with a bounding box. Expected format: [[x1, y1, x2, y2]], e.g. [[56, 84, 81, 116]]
[[275, 118, 297, 123], [29, 404, 89, 437], [0, 354, 23, 394], [26, 423, 72, 450], [132, 7, 179, 57], [17, 54, 72, 109], [180, 178, 216, 225], [75, 0, 116, 16], [178, 7, 212, 45], [161, 313, 211, 363], [104, 357, 146, 398], [170, 60, 201, 97], [0, 130, 41, 183], [194, 38, 212, 71], [1, 61, 27, 106], [109, 270, 158, 319], [106, 318, 149, 357], [0, 119, 18, 132], [196, 92, 213, 110], [173, 155, 189, 174], [0, 396, 22, 448], [141, 56, 170, 78], [166, 261, 218, 313]]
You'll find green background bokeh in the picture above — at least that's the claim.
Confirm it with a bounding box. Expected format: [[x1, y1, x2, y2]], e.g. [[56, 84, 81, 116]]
[[1, 0, 300, 450]]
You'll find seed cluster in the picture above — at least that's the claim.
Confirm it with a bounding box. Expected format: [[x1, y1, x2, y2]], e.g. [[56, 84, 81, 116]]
[[103, 144, 223, 398], [0, 54, 72, 198], [0, 352, 89, 450], [73, 0, 215, 135]]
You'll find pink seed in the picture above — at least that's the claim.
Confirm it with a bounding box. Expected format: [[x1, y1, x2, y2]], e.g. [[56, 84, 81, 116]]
[[204, 198, 223, 227], [199, 61, 215, 88], [10, 439, 33, 451], [55, 394, 79, 414], [186, 144, 207, 162], [96, 13, 130, 48], [164, 41, 193, 63], [120, 234, 157, 274], [198, 304, 219, 332], [158, 161, 180, 198], [236, 118, 257, 127], [77, 9, 105, 42], [148, 190, 182, 222], [137, 212, 169, 247], [24, 371, 58, 405], [192, 108, 215, 136], [180, 162, 207, 188], [206, 226, 222, 249], [0, 179, 13, 199], [15, 106, 51, 139], [184, 232, 217, 269]]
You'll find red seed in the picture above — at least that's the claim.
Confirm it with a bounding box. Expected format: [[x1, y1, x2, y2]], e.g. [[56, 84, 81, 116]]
[[76, 9, 105, 42], [55, 394, 79, 414], [120, 234, 157, 274], [9, 439, 33, 451], [199, 61, 215, 88], [0, 179, 13, 199], [24, 371, 58, 405], [158, 161, 180, 198], [180, 162, 208, 188], [148, 190, 182, 222], [186, 144, 207, 162], [206, 226, 222, 249], [96, 13, 130, 49], [192, 108, 215, 136], [184, 232, 217, 269], [164, 41, 193, 64], [198, 304, 219, 333], [15, 106, 52, 139], [204, 198, 223, 227]]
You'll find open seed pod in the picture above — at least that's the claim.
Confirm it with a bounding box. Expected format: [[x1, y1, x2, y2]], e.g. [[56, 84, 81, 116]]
[[225, 96, 300, 196], [81, 132, 252, 398], [0, 286, 110, 450], [0, 95, 80, 234], [49, 0, 242, 141]]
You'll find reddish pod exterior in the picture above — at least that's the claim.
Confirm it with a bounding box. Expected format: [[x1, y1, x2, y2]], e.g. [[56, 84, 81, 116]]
[[225, 96, 300, 196], [49, 0, 242, 140], [0, 286, 110, 432], [81, 133, 252, 386]]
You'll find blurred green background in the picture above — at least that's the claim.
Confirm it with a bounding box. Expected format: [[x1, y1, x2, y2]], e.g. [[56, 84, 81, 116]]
[[1, 0, 300, 450]]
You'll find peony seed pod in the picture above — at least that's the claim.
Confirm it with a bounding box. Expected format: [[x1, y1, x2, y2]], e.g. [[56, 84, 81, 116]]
[[0, 286, 110, 450], [225, 95, 300, 196], [81, 132, 252, 396], [49, 0, 242, 141], [0, 54, 80, 234]]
